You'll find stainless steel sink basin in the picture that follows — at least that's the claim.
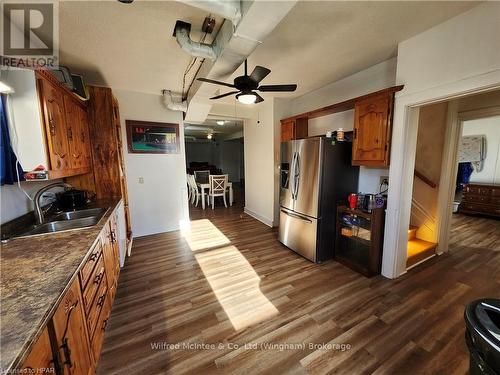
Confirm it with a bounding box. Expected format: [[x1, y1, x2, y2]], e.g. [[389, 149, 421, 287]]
[[12, 207, 108, 238], [51, 208, 106, 221], [20, 217, 101, 236]]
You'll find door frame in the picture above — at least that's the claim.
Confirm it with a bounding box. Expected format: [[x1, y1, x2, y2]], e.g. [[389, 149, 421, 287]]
[[381, 69, 500, 279], [436, 105, 500, 254]]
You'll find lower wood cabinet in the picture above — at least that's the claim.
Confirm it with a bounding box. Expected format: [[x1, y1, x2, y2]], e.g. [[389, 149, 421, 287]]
[[20, 211, 121, 374], [52, 278, 93, 375], [21, 327, 57, 374]]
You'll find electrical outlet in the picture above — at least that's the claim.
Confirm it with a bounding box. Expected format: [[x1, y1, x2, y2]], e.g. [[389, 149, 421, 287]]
[[380, 176, 389, 186], [138, 177, 144, 184]]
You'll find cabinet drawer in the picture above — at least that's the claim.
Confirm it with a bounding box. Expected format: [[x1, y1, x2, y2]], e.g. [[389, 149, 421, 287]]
[[465, 186, 492, 195], [87, 278, 108, 340], [464, 194, 490, 203], [83, 255, 105, 313], [79, 240, 103, 290]]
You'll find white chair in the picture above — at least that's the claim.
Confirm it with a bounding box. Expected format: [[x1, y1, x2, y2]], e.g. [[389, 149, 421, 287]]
[[187, 174, 207, 207], [208, 174, 228, 209], [186, 174, 192, 201], [194, 170, 210, 184]]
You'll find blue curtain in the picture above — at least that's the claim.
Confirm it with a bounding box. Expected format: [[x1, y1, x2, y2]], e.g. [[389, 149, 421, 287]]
[[0, 95, 24, 185], [456, 162, 474, 192]]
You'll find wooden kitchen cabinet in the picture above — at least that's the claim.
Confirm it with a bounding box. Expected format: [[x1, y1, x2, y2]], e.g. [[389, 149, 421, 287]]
[[102, 213, 120, 301], [52, 278, 92, 375], [352, 92, 393, 167], [39, 78, 72, 172], [35, 70, 92, 179], [21, 327, 57, 374], [281, 117, 308, 141], [63, 96, 92, 171]]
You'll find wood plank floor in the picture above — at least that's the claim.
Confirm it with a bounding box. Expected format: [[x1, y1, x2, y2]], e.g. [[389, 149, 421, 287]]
[[97, 195, 500, 374]]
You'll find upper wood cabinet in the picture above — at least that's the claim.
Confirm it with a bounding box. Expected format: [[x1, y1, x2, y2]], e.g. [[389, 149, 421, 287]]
[[63, 96, 92, 171], [39, 78, 72, 172], [36, 71, 92, 178], [3, 68, 92, 179], [281, 117, 308, 141], [352, 92, 394, 167], [51, 278, 93, 375]]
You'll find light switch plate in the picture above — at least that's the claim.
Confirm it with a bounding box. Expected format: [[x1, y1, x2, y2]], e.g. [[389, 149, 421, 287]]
[[138, 177, 144, 184]]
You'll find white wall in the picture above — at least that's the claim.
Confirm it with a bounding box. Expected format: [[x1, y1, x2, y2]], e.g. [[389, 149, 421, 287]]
[[218, 138, 244, 182], [244, 100, 275, 226], [0, 181, 63, 224], [114, 89, 188, 238], [185, 141, 218, 166], [462, 115, 500, 184], [383, 2, 500, 278], [287, 58, 397, 117]]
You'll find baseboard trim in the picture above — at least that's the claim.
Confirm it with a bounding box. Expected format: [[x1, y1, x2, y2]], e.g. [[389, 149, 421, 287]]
[[244, 207, 274, 227]]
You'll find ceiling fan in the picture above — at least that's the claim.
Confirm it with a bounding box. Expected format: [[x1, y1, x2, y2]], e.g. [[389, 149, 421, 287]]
[[197, 60, 297, 104]]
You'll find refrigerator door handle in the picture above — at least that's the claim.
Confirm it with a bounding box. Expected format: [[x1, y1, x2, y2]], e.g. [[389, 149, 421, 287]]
[[290, 152, 297, 200], [280, 209, 312, 223], [293, 152, 300, 200]]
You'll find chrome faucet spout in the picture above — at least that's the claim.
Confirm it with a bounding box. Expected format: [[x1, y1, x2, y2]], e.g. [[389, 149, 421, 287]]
[[34, 182, 72, 225]]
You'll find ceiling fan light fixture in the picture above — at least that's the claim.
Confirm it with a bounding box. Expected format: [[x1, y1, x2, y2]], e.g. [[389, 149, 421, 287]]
[[207, 133, 213, 140], [216, 120, 225, 126], [236, 92, 257, 105]]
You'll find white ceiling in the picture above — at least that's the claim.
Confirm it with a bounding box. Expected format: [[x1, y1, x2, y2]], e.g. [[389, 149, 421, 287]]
[[59, 1, 223, 95], [58, 1, 479, 103]]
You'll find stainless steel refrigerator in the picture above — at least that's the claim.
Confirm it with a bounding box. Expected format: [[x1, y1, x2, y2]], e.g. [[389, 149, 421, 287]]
[[279, 137, 359, 262]]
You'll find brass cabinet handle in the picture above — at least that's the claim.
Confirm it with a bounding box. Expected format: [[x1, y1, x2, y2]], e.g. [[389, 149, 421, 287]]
[[102, 318, 109, 331], [89, 252, 99, 262]]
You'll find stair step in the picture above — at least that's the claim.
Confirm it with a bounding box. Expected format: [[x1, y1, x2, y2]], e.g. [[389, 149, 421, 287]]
[[407, 239, 437, 268], [408, 226, 418, 240]]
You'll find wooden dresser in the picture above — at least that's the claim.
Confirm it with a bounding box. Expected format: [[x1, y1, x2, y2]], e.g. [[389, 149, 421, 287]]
[[460, 183, 500, 218]]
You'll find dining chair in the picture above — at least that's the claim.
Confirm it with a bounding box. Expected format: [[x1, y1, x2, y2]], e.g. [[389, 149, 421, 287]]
[[186, 174, 192, 201], [194, 170, 210, 184], [208, 174, 228, 209], [187, 174, 205, 207]]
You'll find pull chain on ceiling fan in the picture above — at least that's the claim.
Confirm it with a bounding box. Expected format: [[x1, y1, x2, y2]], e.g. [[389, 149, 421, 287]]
[[197, 60, 297, 104]]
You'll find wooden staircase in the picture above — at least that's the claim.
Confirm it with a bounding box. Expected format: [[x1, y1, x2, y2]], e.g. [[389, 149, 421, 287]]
[[407, 226, 437, 268]]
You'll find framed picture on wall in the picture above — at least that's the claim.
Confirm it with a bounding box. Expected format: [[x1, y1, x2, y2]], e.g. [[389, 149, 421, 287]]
[[125, 120, 180, 154]]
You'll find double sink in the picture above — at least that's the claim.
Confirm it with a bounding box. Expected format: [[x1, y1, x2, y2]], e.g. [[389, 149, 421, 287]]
[[16, 208, 108, 238]]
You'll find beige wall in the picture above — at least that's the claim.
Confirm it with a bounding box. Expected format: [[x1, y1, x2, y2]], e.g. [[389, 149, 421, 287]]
[[411, 102, 448, 241]]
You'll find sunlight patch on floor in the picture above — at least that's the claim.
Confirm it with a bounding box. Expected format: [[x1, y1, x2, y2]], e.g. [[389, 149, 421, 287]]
[[195, 245, 279, 331], [180, 219, 230, 251]]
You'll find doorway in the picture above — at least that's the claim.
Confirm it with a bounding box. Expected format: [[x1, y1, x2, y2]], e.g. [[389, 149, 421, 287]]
[[407, 90, 500, 270], [184, 117, 245, 219]]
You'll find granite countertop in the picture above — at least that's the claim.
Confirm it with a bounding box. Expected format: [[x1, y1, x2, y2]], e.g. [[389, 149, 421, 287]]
[[0, 198, 121, 373]]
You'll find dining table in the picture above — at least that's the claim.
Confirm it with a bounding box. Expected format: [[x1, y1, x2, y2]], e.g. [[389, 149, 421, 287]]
[[197, 182, 233, 209]]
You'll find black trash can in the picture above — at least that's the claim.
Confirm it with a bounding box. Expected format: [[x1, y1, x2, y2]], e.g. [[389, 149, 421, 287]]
[[465, 299, 500, 375]]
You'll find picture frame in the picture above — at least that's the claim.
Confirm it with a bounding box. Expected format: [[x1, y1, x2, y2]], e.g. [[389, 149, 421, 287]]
[[125, 120, 180, 154]]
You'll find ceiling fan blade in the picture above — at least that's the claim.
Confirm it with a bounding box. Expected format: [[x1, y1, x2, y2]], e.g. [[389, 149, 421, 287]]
[[258, 84, 297, 92], [249, 66, 271, 83], [197, 77, 235, 88], [254, 92, 264, 103], [210, 91, 239, 100]]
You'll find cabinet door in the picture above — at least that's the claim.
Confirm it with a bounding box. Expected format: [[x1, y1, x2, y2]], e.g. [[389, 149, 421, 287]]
[[21, 327, 57, 374], [63, 97, 91, 171], [281, 120, 295, 141], [352, 94, 391, 166], [39, 79, 71, 171], [52, 278, 92, 375], [102, 214, 120, 301]]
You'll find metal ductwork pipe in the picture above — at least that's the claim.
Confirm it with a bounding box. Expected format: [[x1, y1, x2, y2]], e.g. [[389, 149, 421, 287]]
[[174, 21, 217, 60], [176, 0, 241, 25], [162, 90, 188, 112]]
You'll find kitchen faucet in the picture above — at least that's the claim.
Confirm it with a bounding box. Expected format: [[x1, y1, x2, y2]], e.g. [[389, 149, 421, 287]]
[[34, 182, 72, 225]]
